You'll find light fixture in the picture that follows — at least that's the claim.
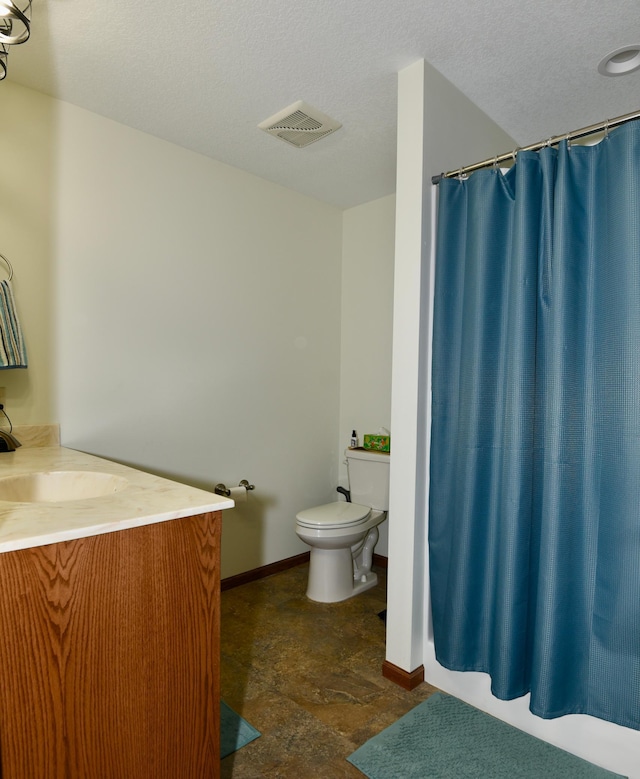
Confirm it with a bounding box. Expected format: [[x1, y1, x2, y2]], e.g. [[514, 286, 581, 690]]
[[598, 45, 640, 77], [0, 0, 31, 80], [0, 19, 9, 81]]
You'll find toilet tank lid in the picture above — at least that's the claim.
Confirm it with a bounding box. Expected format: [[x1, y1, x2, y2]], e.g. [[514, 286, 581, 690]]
[[296, 501, 370, 527]]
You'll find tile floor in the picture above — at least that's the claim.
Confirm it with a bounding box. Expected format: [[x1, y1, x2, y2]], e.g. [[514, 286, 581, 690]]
[[220, 563, 437, 778]]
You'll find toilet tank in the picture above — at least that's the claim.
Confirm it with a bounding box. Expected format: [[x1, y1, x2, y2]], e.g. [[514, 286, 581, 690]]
[[346, 448, 390, 510]]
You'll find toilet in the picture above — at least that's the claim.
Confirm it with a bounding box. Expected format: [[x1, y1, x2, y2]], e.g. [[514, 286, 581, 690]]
[[295, 448, 390, 603]]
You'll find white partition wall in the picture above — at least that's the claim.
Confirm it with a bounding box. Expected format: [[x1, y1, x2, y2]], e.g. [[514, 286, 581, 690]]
[[385, 61, 429, 676], [385, 58, 516, 678]]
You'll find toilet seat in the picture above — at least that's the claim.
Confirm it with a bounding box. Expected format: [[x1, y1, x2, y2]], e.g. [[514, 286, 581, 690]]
[[296, 501, 371, 530]]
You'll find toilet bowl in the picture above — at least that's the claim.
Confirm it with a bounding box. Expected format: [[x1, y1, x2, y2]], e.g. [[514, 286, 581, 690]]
[[295, 448, 390, 603]]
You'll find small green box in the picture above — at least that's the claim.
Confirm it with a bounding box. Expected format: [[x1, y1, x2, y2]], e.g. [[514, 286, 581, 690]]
[[363, 434, 390, 453]]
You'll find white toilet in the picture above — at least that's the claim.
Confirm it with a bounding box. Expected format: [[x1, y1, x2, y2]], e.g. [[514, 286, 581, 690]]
[[295, 448, 390, 603]]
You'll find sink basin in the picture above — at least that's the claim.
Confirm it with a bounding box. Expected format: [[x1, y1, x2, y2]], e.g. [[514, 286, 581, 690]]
[[0, 471, 129, 503]]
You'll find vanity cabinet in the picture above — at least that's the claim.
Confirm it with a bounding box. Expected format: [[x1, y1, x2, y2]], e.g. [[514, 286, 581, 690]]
[[0, 510, 221, 778]]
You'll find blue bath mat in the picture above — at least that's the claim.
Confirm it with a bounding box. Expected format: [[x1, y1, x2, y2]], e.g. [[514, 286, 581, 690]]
[[220, 700, 260, 759], [347, 693, 625, 778]]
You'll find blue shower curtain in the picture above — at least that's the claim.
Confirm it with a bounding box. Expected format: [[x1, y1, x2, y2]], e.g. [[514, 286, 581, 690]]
[[429, 120, 640, 729]]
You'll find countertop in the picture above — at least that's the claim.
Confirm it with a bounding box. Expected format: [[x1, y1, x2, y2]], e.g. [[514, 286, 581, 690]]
[[0, 446, 234, 553]]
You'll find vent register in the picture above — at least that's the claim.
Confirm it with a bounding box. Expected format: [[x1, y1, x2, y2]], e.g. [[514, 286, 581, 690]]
[[258, 101, 342, 148]]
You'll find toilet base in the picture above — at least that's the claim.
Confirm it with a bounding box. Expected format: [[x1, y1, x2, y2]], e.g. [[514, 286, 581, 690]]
[[352, 569, 378, 597], [305, 546, 379, 603], [306, 547, 354, 602]]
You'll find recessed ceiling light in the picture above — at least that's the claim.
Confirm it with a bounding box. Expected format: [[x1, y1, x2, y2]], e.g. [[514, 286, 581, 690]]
[[598, 45, 640, 76]]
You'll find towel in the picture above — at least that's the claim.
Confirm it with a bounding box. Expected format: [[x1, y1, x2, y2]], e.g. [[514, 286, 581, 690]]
[[0, 279, 27, 369]]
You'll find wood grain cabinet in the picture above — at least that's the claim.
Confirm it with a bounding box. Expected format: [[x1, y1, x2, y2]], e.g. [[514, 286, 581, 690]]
[[0, 511, 221, 778]]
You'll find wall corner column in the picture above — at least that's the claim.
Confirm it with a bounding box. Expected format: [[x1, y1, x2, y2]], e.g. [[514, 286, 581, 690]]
[[384, 59, 429, 678]]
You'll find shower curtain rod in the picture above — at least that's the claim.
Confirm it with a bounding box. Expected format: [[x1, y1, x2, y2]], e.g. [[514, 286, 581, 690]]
[[431, 107, 640, 185]]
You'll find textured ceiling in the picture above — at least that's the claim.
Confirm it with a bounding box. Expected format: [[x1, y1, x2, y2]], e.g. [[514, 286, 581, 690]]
[[6, 0, 640, 208]]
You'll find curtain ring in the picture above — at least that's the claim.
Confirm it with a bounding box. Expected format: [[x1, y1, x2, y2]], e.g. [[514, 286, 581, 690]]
[[566, 132, 572, 151], [458, 165, 467, 181], [604, 119, 610, 140], [511, 148, 519, 161], [493, 154, 499, 171]]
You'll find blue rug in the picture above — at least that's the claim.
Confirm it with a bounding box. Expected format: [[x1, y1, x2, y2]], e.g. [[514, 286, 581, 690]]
[[220, 700, 260, 759], [347, 693, 625, 778]]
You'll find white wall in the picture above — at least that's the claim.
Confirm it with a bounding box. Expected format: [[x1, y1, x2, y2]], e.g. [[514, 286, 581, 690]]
[[0, 81, 397, 579], [0, 85, 342, 580], [339, 194, 395, 556], [0, 83, 57, 424], [54, 100, 344, 579]]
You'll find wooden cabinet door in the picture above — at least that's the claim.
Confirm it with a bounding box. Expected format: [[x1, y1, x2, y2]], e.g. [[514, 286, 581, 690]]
[[0, 511, 221, 779]]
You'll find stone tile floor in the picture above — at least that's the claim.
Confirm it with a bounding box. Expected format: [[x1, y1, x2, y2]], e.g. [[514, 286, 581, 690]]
[[220, 563, 437, 778]]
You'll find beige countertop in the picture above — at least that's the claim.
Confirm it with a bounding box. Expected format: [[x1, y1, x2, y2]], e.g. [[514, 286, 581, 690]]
[[0, 446, 234, 553]]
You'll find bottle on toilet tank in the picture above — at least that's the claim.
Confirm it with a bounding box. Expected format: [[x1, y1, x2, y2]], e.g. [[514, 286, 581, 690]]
[[350, 429, 359, 448]]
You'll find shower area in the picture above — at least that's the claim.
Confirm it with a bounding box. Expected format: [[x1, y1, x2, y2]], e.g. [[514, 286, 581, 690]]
[[385, 60, 640, 779]]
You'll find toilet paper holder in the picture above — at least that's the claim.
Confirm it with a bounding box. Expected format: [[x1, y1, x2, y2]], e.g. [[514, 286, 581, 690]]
[[214, 479, 255, 497]]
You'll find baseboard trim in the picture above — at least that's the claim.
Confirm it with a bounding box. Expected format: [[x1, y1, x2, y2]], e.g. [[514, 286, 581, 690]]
[[382, 660, 425, 690], [221, 552, 310, 591], [373, 553, 388, 569], [222, 551, 388, 591]]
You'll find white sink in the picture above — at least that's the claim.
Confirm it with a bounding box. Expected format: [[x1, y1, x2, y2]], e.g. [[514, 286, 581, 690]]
[[0, 471, 129, 503]]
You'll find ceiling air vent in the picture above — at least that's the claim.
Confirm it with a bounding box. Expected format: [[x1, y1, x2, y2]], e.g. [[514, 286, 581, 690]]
[[258, 100, 342, 148]]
